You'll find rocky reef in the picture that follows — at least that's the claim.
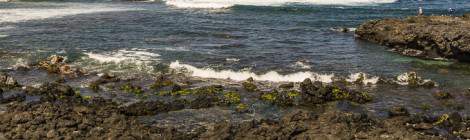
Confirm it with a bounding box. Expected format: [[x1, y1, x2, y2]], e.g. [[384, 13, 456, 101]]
[[0, 55, 468, 139], [356, 14, 470, 62]]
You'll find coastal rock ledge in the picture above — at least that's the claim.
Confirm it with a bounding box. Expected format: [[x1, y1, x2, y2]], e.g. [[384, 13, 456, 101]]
[[355, 14, 470, 62]]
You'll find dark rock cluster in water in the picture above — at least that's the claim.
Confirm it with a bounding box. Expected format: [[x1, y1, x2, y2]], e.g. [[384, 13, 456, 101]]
[[356, 14, 470, 62]]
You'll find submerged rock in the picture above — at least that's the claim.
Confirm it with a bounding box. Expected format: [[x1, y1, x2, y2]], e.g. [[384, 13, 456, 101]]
[[0, 92, 25, 104], [356, 15, 470, 62], [433, 91, 453, 100], [388, 106, 409, 117], [88, 73, 121, 92]]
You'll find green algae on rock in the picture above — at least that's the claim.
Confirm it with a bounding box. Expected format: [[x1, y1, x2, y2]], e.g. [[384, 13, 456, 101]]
[[120, 83, 144, 95], [300, 78, 373, 104], [223, 91, 241, 105], [242, 77, 258, 92]]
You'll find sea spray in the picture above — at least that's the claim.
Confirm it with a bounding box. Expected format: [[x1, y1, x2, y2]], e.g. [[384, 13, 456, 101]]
[[170, 61, 334, 83], [81, 49, 160, 73], [347, 72, 379, 85]]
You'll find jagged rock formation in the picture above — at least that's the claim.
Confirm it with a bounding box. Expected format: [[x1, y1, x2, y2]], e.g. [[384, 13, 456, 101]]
[[356, 14, 470, 62]]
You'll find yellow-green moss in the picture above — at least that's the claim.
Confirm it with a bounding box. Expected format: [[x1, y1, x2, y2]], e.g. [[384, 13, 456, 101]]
[[242, 82, 257, 92], [172, 89, 193, 96], [236, 103, 248, 112], [223, 91, 241, 104], [434, 114, 449, 125], [331, 87, 349, 100], [120, 83, 144, 95], [287, 90, 300, 97], [193, 85, 223, 95], [357, 92, 372, 101], [261, 92, 277, 102], [88, 82, 100, 92], [420, 103, 431, 111], [82, 95, 92, 100]]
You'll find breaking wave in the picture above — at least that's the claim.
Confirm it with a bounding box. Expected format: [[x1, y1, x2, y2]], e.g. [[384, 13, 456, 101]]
[[346, 72, 379, 85], [170, 61, 334, 82], [0, 3, 141, 23], [165, 0, 398, 8], [84, 49, 160, 64], [80, 49, 160, 73]]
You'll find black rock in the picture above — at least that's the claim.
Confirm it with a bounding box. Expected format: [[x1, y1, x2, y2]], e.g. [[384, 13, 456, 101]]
[[279, 82, 294, 89], [433, 91, 453, 100], [388, 106, 409, 117]]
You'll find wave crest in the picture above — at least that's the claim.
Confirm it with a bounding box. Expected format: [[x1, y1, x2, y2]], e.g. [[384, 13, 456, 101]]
[[165, 0, 398, 8], [170, 61, 334, 82]]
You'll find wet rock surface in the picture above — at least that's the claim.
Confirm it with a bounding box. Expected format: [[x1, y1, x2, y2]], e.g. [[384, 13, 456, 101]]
[[356, 15, 470, 62], [0, 78, 468, 139], [0, 56, 469, 139]]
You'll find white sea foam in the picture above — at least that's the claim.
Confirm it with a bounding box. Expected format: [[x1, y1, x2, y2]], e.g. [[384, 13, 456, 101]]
[[347, 72, 379, 85], [226, 58, 240, 62], [169, 61, 334, 83], [158, 47, 190, 52], [293, 61, 311, 69], [165, 0, 398, 8], [0, 35, 8, 38], [0, 3, 141, 23], [10, 58, 31, 70], [81, 49, 160, 73], [84, 49, 160, 64], [0, 26, 15, 31], [395, 72, 435, 86], [348, 28, 357, 32]]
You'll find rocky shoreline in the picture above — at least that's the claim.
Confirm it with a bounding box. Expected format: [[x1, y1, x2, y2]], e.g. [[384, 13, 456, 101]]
[[355, 14, 470, 62], [0, 55, 469, 139]]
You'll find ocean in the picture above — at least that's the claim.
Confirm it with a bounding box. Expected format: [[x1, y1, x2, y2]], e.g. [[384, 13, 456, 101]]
[[1, 0, 470, 83], [1, 0, 470, 114]]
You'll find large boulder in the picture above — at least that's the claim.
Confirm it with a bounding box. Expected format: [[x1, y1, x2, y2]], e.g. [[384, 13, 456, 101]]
[[356, 15, 470, 62]]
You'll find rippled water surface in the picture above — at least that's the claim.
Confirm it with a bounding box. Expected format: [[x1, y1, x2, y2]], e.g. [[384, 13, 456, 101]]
[[1, 1, 470, 90]]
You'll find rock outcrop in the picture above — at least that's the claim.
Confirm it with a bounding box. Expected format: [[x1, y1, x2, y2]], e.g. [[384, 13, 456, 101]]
[[356, 15, 470, 62]]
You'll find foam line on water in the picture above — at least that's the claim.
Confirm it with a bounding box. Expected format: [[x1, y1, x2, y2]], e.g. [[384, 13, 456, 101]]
[[0, 3, 142, 23], [346, 72, 379, 85], [84, 49, 160, 64], [170, 61, 334, 83], [165, 0, 398, 8]]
